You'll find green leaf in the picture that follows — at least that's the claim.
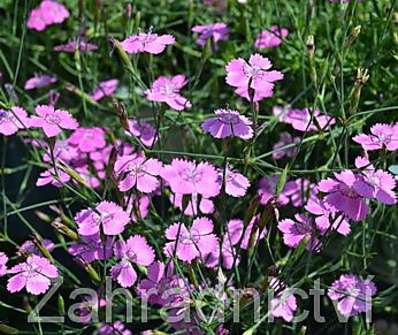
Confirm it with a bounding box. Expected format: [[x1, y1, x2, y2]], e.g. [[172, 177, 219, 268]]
[[0, 324, 19, 334], [276, 164, 289, 195]]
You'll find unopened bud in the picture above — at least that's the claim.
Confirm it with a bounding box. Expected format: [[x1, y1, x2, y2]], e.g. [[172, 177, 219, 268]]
[[344, 25, 361, 48]]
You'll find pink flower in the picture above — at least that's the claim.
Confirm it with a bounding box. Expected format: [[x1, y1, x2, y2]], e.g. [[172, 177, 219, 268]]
[[120, 32, 175, 54], [191, 23, 229, 48], [75, 201, 130, 236], [30, 105, 78, 137], [0, 252, 8, 277], [255, 26, 288, 49], [127, 119, 158, 147], [353, 123, 398, 152], [278, 214, 321, 251], [43, 139, 79, 163], [111, 235, 155, 288], [90, 79, 118, 101], [171, 193, 215, 217], [305, 197, 351, 236], [68, 127, 106, 152], [274, 106, 335, 132], [7, 255, 58, 295], [27, 0, 69, 31], [24, 74, 57, 90], [270, 278, 298, 322], [272, 132, 300, 160], [98, 321, 132, 335], [19, 239, 55, 257], [328, 274, 377, 317], [225, 53, 283, 102], [145, 75, 191, 111], [161, 159, 220, 197], [36, 168, 71, 187], [226, 216, 267, 250], [318, 170, 370, 221], [164, 217, 218, 263], [114, 155, 162, 193], [125, 195, 151, 222], [68, 234, 113, 264], [0, 106, 30, 136], [201, 109, 253, 140], [53, 39, 98, 53], [220, 165, 250, 197]]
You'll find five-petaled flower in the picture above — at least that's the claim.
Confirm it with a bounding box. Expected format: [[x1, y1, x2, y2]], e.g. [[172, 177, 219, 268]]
[[0, 106, 30, 136], [353, 123, 398, 152], [120, 32, 175, 54]]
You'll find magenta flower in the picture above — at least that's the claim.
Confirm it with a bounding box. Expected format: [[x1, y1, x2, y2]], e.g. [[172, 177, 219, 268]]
[[318, 170, 370, 221], [191, 23, 229, 48], [114, 155, 162, 193], [120, 32, 175, 54], [270, 278, 298, 322], [75, 201, 130, 236], [0, 106, 30, 136], [111, 235, 155, 288], [30, 105, 78, 137], [145, 75, 191, 111], [272, 132, 300, 160], [278, 214, 320, 251], [225, 53, 283, 102], [127, 119, 158, 147], [90, 79, 118, 101], [255, 26, 288, 49], [42, 139, 79, 163], [171, 193, 215, 217], [274, 106, 335, 132], [19, 239, 55, 257], [53, 39, 98, 53], [36, 168, 71, 188], [27, 0, 69, 31], [161, 159, 221, 197], [227, 216, 267, 250], [164, 217, 219, 263], [328, 274, 377, 317], [68, 234, 113, 264], [24, 74, 57, 90], [353, 123, 398, 152], [125, 195, 151, 222], [69, 127, 106, 152], [98, 321, 132, 335], [305, 197, 351, 236], [220, 165, 250, 197], [0, 252, 8, 277], [202, 109, 253, 140], [7, 255, 58, 295]]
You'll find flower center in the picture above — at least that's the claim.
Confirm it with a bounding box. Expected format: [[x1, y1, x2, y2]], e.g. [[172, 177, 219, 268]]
[[219, 113, 239, 125], [45, 114, 61, 125]]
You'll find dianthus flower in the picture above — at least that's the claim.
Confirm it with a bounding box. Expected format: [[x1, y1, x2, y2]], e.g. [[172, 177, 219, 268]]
[[43, 139, 79, 163], [220, 165, 250, 197], [318, 170, 370, 221], [90, 79, 118, 101], [161, 159, 220, 197], [0, 252, 8, 277], [125, 194, 151, 222], [353, 123, 398, 152], [127, 119, 158, 147], [192, 23, 229, 48], [170, 193, 215, 217], [114, 155, 162, 193], [255, 26, 288, 49], [273, 106, 335, 132], [68, 233, 113, 264], [68, 127, 106, 152], [75, 201, 130, 236], [328, 274, 377, 317], [227, 216, 267, 250], [145, 75, 191, 111], [98, 321, 132, 335], [111, 235, 155, 288], [0, 106, 30, 136], [269, 278, 298, 322], [120, 32, 175, 54], [36, 168, 71, 187], [53, 39, 98, 52], [24, 74, 57, 90], [201, 109, 253, 140], [19, 239, 55, 257], [30, 104, 78, 137], [272, 132, 300, 160], [27, 0, 69, 31], [7, 255, 58, 295], [225, 53, 283, 101], [164, 217, 218, 263], [278, 214, 321, 251]]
